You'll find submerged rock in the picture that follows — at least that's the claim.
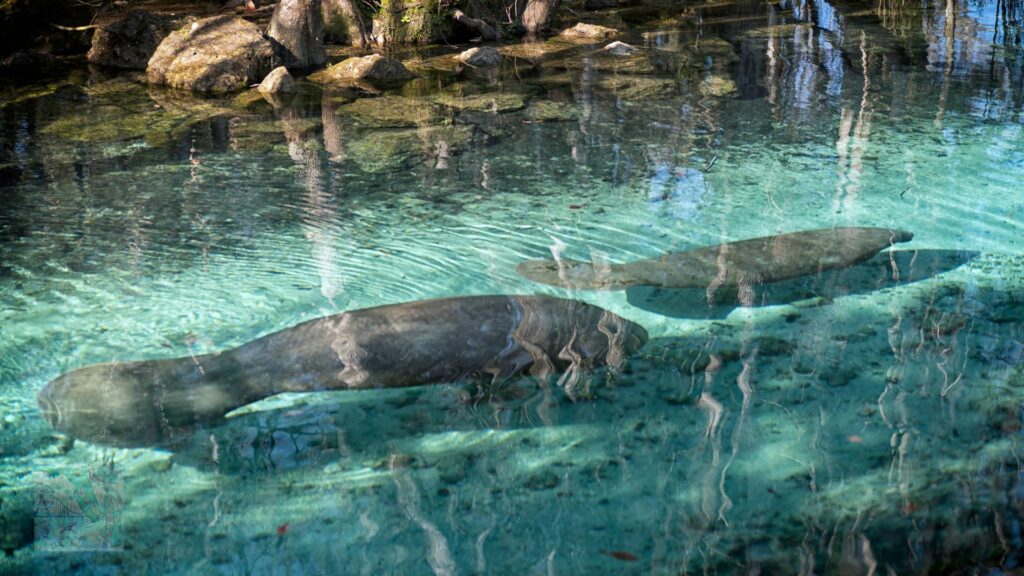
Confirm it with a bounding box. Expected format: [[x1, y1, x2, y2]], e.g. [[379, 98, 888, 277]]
[[499, 41, 580, 62], [268, 0, 327, 70], [258, 66, 297, 94], [602, 41, 639, 56], [559, 22, 619, 40], [308, 54, 415, 83], [600, 75, 677, 99], [347, 125, 473, 173], [337, 95, 444, 127], [457, 46, 503, 67], [40, 79, 235, 146], [147, 16, 275, 93], [88, 10, 181, 70], [528, 100, 580, 121], [699, 74, 737, 97], [543, 49, 663, 74], [430, 92, 528, 113]]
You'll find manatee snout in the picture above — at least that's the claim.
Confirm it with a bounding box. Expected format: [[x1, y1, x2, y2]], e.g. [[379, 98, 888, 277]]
[[36, 383, 62, 431], [37, 361, 194, 447]]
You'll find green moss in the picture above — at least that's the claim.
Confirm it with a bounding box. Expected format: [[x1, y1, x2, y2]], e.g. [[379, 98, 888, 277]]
[[39, 81, 237, 146], [598, 75, 678, 100], [347, 125, 471, 173], [698, 74, 737, 98], [429, 92, 528, 113], [528, 101, 580, 122], [542, 51, 663, 75], [338, 95, 445, 127]]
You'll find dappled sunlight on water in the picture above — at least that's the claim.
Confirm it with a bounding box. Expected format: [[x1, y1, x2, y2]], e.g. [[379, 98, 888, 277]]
[[2, 0, 1024, 572]]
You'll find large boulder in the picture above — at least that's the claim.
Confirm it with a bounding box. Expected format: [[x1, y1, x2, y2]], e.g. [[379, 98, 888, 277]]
[[308, 54, 414, 83], [457, 46, 502, 67], [88, 10, 181, 69], [147, 16, 275, 93], [268, 0, 326, 70]]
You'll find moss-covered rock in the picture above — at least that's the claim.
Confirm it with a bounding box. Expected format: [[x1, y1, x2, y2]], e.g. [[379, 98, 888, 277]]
[[337, 95, 444, 127], [457, 46, 502, 67], [147, 16, 275, 93], [598, 75, 678, 99], [429, 92, 528, 113], [258, 66, 297, 94], [231, 89, 273, 111], [403, 53, 461, 74], [542, 49, 665, 74], [528, 100, 580, 121], [308, 54, 415, 84], [346, 124, 472, 173], [558, 22, 619, 40], [88, 10, 182, 70], [40, 80, 236, 146], [698, 74, 737, 97]]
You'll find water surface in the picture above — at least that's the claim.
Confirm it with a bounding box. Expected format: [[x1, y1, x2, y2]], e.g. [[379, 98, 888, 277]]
[[2, 0, 1024, 573]]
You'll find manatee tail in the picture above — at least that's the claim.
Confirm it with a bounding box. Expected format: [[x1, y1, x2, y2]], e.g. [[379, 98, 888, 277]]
[[515, 259, 634, 290]]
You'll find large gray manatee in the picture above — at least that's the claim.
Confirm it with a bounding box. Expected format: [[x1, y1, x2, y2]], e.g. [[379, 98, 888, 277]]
[[38, 295, 648, 447], [517, 227, 913, 291]]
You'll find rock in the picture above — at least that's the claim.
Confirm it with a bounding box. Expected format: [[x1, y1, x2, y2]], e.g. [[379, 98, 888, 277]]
[[347, 125, 471, 173], [308, 54, 414, 84], [699, 74, 737, 97], [528, 101, 579, 122], [602, 41, 639, 56], [457, 46, 502, 67], [268, 0, 327, 70], [88, 10, 181, 70], [558, 22, 619, 40], [499, 41, 580, 61], [338, 95, 443, 128], [598, 75, 677, 99], [147, 16, 275, 93], [258, 66, 296, 94], [430, 92, 528, 113], [543, 50, 660, 74]]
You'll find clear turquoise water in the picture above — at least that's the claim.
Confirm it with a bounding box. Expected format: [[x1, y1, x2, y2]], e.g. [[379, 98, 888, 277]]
[[2, 0, 1024, 573]]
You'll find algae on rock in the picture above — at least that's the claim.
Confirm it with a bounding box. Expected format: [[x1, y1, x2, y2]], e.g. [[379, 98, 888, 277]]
[[337, 95, 445, 127], [346, 124, 472, 173], [528, 100, 580, 121], [429, 92, 528, 113]]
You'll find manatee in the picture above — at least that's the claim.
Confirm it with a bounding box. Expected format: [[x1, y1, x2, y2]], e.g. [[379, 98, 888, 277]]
[[38, 295, 648, 447], [517, 227, 913, 291]]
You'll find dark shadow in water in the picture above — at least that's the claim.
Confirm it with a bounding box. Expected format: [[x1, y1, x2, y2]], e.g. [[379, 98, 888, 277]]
[[626, 249, 979, 319]]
